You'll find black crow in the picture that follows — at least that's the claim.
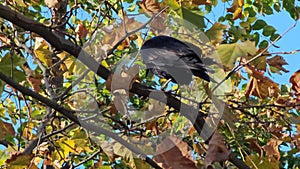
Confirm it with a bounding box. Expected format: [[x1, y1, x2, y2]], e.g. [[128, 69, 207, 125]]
[[140, 35, 213, 85]]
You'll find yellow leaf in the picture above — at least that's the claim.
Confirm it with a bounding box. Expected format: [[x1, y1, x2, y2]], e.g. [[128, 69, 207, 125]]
[[34, 37, 52, 67], [34, 47, 53, 67]]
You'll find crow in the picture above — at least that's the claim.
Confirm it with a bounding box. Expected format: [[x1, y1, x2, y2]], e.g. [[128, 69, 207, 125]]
[[140, 35, 213, 85]]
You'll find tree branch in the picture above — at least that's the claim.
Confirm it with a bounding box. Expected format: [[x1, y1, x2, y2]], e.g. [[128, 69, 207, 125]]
[[0, 4, 250, 168]]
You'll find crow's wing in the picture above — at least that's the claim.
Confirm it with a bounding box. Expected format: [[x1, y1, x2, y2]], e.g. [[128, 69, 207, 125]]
[[141, 35, 212, 83]]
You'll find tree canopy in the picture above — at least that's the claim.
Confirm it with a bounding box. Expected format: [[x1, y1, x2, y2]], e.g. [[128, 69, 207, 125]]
[[0, 0, 300, 168]]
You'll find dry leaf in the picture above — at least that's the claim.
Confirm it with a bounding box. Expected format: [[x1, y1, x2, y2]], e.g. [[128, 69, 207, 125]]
[[245, 138, 263, 157], [45, 0, 60, 9], [267, 55, 289, 73], [204, 132, 230, 169], [153, 136, 197, 169], [191, 0, 212, 5], [0, 120, 15, 138], [290, 69, 300, 95], [267, 124, 288, 139], [28, 77, 42, 93], [245, 66, 280, 99], [102, 18, 142, 51], [262, 138, 282, 160], [75, 21, 88, 39], [139, 0, 161, 15]]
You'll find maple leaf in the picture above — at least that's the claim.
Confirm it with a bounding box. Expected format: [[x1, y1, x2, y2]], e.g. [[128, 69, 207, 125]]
[[205, 23, 227, 45], [267, 55, 289, 74], [262, 138, 282, 160]]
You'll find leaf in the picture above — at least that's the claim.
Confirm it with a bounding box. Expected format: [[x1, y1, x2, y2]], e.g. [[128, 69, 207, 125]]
[[139, 0, 161, 15], [262, 25, 276, 37], [33, 37, 52, 67], [45, 0, 60, 8], [205, 23, 227, 45], [217, 41, 257, 69], [6, 154, 34, 169], [226, 0, 244, 20], [0, 120, 15, 138], [252, 19, 267, 30], [27, 77, 42, 93], [0, 53, 26, 82], [245, 155, 279, 169], [102, 18, 142, 51], [245, 48, 267, 71], [204, 132, 230, 168], [262, 138, 283, 160], [245, 66, 280, 99], [55, 139, 76, 159], [0, 34, 11, 46], [153, 136, 197, 169], [290, 69, 300, 95], [267, 55, 289, 74], [75, 21, 88, 39], [179, 7, 205, 28]]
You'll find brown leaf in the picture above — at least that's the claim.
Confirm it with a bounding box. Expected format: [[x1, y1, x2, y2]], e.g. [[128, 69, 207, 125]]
[[245, 138, 263, 156], [75, 21, 88, 39], [262, 138, 282, 160], [102, 18, 142, 51], [226, 0, 244, 20], [139, 0, 161, 15], [153, 136, 197, 169], [45, 0, 60, 9], [0, 120, 15, 138], [290, 69, 300, 95], [192, 0, 212, 5], [204, 132, 230, 168], [245, 66, 280, 99], [6, 153, 34, 168], [28, 77, 42, 93], [268, 124, 288, 139], [267, 55, 289, 73]]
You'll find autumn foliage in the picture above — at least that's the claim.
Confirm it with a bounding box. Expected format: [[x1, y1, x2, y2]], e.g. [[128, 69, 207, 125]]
[[0, 0, 300, 168]]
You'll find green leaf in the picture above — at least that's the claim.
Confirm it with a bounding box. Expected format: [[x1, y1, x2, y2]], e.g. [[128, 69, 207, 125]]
[[244, 7, 256, 17], [252, 32, 260, 45], [179, 8, 205, 29], [0, 54, 26, 82], [127, 4, 136, 12], [262, 25, 276, 36], [263, 5, 273, 15], [259, 40, 268, 48], [205, 23, 227, 44], [252, 19, 267, 30], [270, 33, 281, 41], [217, 41, 257, 69]]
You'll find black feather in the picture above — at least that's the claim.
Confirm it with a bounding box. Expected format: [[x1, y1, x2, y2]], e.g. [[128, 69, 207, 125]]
[[141, 35, 213, 84]]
